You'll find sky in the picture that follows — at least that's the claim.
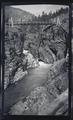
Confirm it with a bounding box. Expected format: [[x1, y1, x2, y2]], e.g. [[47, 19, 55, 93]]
[[11, 4, 68, 17]]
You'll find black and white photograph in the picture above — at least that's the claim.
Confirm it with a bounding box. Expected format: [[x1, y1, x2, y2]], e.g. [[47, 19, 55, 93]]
[[0, 4, 69, 116]]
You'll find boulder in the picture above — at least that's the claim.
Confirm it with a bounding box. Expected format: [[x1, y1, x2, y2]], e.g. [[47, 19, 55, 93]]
[[12, 68, 28, 83]]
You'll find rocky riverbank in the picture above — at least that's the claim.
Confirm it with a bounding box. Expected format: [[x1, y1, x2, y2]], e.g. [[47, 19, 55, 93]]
[[9, 57, 68, 115], [4, 49, 39, 89]]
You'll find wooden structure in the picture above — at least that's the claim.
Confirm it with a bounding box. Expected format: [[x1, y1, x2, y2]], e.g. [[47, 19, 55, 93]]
[[8, 17, 14, 27]]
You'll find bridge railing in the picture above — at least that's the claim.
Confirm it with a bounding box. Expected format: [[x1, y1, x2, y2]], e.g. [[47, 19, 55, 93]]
[[5, 22, 50, 26]]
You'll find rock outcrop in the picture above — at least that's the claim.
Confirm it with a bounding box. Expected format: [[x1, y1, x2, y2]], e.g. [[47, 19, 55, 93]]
[[39, 46, 56, 64], [43, 24, 68, 60]]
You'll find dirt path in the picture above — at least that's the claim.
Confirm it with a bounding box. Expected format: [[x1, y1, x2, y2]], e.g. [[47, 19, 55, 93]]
[[0, 62, 52, 114]]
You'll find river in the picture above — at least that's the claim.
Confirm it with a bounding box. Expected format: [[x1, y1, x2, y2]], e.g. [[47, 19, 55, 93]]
[[0, 61, 52, 114]]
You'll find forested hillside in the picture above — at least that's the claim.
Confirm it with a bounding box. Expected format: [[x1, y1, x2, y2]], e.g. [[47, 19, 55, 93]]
[[5, 6, 35, 23]]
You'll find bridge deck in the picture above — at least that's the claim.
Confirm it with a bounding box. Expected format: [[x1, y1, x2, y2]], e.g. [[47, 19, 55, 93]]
[[6, 22, 50, 26]]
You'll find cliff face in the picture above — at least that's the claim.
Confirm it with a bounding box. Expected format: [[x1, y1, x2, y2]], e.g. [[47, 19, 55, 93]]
[[42, 24, 68, 60]]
